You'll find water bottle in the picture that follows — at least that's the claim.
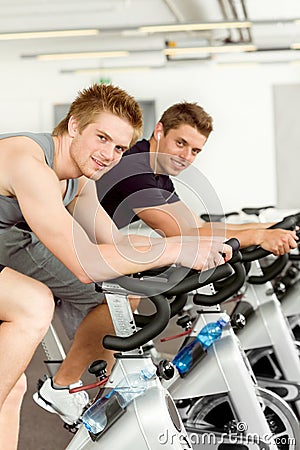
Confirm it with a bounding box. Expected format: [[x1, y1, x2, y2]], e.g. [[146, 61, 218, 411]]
[[81, 369, 154, 434], [173, 314, 230, 375]]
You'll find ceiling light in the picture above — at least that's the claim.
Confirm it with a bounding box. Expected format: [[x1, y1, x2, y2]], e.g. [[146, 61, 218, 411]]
[[22, 51, 129, 61], [139, 21, 252, 33], [61, 66, 153, 74], [164, 44, 257, 56], [0, 29, 99, 40], [217, 62, 259, 68], [290, 43, 300, 50]]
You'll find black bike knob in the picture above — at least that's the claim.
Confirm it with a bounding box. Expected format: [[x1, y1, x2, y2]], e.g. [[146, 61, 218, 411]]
[[88, 359, 107, 379], [157, 359, 175, 380], [287, 266, 299, 279], [176, 314, 194, 329], [274, 281, 286, 297], [231, 313, 246, 330]]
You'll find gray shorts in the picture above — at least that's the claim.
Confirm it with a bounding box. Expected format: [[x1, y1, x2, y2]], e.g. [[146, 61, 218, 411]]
[[0, 226, 105, 339]]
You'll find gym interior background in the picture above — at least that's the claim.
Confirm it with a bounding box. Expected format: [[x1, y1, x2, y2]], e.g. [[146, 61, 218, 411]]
[[1, 0, 300, 447]]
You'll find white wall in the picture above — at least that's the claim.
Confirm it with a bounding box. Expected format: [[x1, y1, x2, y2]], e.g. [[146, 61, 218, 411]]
[[1, 58, 300, 214]]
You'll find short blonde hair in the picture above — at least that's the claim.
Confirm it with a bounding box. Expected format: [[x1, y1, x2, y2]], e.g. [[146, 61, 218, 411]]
[[52, 83, 143, 146]]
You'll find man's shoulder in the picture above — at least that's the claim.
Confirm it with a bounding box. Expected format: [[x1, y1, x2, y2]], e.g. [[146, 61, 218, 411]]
[[123, 139, 149, 157], [100, 140, 151, 182]]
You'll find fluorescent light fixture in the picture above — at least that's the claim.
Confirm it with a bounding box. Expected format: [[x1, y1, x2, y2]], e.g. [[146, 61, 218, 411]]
[[217, 62, 259, 68], [164, 44, 257, 56], [290, 43, 300, 49], [34, 51, 129, 61], [139, 21, 252, 33], [0, 29, 99, 40], [61, 66, 153, 74], [219, 60, 300, 67]]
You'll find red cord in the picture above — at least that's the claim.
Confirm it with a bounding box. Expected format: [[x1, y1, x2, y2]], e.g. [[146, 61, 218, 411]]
[[224, 293, 244, 303], [160, 329, 192, 342], [69, 376, 109, 393]]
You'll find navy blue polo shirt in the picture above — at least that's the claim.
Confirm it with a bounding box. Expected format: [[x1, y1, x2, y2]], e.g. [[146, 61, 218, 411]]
[[97, 139, 180, 228]]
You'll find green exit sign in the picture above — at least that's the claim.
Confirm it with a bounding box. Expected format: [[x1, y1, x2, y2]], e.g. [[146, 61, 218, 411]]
[[98, 77, 111, 85]]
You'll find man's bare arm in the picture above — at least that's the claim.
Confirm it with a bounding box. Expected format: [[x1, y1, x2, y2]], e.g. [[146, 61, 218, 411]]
[[9, 153, 231, 283], [134, 201, 298, 255]]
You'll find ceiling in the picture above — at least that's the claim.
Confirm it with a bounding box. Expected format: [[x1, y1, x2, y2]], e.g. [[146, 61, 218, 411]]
[[1, 0, 300, 71]]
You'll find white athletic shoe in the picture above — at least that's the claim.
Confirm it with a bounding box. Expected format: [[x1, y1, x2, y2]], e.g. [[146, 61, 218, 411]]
[[33, 377, 90, 425]]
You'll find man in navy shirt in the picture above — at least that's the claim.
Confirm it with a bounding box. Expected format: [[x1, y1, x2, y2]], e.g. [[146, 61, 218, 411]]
[[98, 138, 180, 229], [97, 101, 295, 254]]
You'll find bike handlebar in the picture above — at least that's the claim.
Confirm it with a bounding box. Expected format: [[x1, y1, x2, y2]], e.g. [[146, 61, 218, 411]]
[[134, 293, 188, 328], [247, 253, 289, 285], [193, 260, 246, 305], [100, 215, 299, 353], [103, 293, 171, 351], [101, 264, 234, 351], [241, 213, 298, 263], [111, 263, 234, 298]]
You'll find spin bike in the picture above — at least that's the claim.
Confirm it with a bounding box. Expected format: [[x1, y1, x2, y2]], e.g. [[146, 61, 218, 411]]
[[202, 209, 300, 421], [40, 257, 237, 449], [273, 251, 300, 341], [242, 206, 300, 341], [158, 240, 299, 450], [227, 208, 300, 418]]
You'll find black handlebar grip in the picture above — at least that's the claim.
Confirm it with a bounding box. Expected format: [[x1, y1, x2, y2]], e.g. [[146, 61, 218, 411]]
[[241, 246, 270, 263], [102, 262, 235, 350], [193, 262, 246, 306], [225, 238, 240, 256], [269, 214, 297, 230], [165, 264, 234, 297], [134, 293, 188, 328], [290, 252, 300, 261], [241, 213, 298, 263], [103, 293, 170, 351], [248, 253, 289, 285]]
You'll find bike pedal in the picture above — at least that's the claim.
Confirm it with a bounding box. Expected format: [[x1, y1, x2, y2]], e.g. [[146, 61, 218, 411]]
[[36, 375, 48, 391], [63, 421, 80, 434]]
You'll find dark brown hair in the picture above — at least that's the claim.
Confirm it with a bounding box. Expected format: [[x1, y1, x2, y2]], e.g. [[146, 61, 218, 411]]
[[159, 102, 213, 138]]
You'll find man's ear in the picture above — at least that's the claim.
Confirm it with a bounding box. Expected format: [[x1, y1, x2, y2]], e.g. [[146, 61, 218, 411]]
[[155, 122, 163, 141], [68, 116, 78, 138]]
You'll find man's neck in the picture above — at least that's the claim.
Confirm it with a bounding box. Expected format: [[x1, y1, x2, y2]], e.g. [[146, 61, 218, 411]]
[[148, 137, 159, 174], [53, 134, 80, 180]]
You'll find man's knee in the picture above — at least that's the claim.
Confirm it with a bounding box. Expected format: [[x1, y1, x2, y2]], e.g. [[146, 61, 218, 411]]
[[22, 282, 54, 335]]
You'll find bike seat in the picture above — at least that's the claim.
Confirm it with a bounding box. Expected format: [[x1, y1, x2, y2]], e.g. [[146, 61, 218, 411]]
[[241, 206, 274, 216], [200, 211, 239, 222]]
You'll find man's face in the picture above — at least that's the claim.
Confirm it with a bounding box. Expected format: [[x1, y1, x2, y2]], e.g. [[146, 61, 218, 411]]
[[70, 111, 134, 180], [152, 124, 207, 176]]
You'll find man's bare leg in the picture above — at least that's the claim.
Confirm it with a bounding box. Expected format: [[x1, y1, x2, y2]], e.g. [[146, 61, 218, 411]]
[[54, 297, 140, 385], [54, 302, 114, 385], [0, 268, 54, 408], [0, 374, 27, 450], [0, 268, 54, 449]]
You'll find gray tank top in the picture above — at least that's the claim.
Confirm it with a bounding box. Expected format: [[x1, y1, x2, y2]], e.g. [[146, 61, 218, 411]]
[[0, 132, 78, 234]]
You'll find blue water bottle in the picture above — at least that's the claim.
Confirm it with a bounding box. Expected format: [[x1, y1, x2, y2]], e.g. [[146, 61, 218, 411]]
[[173, 314, 230, 375], [81, 369, 154, 434]]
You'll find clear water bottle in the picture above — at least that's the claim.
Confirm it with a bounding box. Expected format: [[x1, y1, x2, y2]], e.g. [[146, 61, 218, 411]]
[[81, 369, 154, 434], [173, 314, 230, 375]]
